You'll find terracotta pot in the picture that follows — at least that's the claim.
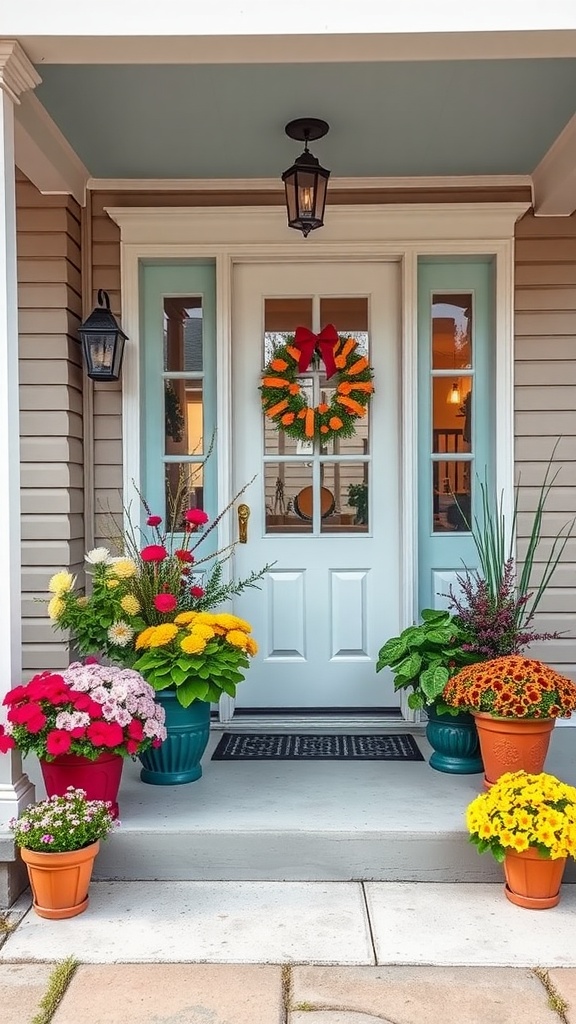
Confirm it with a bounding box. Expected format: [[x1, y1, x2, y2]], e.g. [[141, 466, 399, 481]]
[[472, 712, 555, 788], [504, 847, 567, 909], [20, 841, 99, 919], [40, 752, 124, 818]]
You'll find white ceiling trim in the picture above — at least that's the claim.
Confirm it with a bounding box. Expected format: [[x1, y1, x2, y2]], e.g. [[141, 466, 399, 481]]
[[10, 30, 576, 65], [14, 92, 89, 205], [90, 174, 533, 193], [0, 39, 40, 102], [532, 112, 576, 216]]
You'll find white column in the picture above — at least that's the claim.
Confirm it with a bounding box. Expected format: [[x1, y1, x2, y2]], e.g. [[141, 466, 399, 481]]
[[0, 41, 40, 823]]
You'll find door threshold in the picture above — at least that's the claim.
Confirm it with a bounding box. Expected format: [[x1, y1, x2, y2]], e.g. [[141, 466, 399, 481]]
[[214, 714, 422, 732]]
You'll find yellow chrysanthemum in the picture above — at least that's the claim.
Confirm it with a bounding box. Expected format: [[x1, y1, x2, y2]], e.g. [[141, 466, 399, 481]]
[[47, 596, 65, 620], [175, 611, 198, 625], [148, 624, 179, 647], [246, 637, 259, 656], [189, 623, 215, 640], [180, 634, 207, 655], [535, 825, 555, 847], [106, 579, 120, 589], [135, 626, 157, 650], [108, 558, 137, 579], [214, 613, 252, 633], [120, 594, 141, 616], [478, 822, 493, 839], [226, 629, 249, 650], [48, 571, 76, 595], [510, 833, 530, 853], [195, 612, 218, 625], [499, 830, 514, 848]]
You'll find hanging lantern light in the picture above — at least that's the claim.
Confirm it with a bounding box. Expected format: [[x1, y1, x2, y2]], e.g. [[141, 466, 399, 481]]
[[447, 381, 461, 405], [78, 290, 128, 381], [282, 118, 330, 237]]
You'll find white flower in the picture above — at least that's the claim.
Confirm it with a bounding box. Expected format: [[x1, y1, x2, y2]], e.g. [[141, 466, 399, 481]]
[[85, 547, 111, 565], [107, 622, 135, 647]]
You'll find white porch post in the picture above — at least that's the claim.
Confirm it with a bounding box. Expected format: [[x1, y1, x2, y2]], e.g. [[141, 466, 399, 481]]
[[0, 41, 40, 830]]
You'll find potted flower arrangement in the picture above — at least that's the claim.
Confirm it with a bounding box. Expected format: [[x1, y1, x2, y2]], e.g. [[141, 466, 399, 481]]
[[443, 655, 576, 786], [376, 609, 483, 774], [133, 610, 257, 784], [45, 472, 268, 786], [0, 662, 167, 815], [9, 787, 117, 919], [466, 770, 576, 909]]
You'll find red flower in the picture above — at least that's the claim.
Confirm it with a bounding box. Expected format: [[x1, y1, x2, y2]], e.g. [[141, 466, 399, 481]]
[[152, 738, 162, 748], [147, 515, 162, 527], [70, 727, 86, 739], [191, 586, 205, 598], [85, 655, 99, 665], [87, 720, 124, 748], [184, 509, 209, 525], [140, 544, 168, 562], [3, 685, 28, 706], [46, 730, 73, 755], [0, 727, 15, 753], [69, 692, 93, 712], [7, 703, 47, 732], [126, 739, 140, 755], [127, 719, 144, 741], [154, 593, 177, 613], [175, 549, 194, 563]]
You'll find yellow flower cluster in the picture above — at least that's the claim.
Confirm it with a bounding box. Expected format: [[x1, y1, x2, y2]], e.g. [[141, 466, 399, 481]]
[[135, 611, 258, 658], [466, 771, 576, 860]]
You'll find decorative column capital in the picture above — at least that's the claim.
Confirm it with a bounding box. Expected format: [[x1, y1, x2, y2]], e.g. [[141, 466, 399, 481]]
[[0, 39, 41, 104]]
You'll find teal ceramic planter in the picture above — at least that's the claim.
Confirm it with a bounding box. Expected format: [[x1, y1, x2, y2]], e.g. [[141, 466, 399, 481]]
[[426, 703, 483, 775], [139, 691, 211, 786]]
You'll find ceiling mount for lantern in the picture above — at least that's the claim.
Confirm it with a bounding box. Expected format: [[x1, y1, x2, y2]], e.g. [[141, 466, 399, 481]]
[[282, 117, 331, 238], [78, 289, 128, 382]]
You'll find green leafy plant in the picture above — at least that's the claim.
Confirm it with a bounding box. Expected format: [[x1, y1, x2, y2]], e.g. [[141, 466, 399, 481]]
[[9, 788, 117, 853], [347, 482, 368, 525], [376, 609, 479, 710], [132, 610, 257, 707]]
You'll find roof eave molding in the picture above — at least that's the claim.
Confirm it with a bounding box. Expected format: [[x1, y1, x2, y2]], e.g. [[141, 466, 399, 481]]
[[532, 112, 576, 217], [14, 93, 89, 206]]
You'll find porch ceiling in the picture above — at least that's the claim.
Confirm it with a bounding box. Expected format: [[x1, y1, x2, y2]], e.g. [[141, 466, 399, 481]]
[[34, 59, 576, 179]]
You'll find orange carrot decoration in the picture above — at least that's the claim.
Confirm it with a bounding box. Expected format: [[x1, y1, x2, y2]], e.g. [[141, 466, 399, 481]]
[[317, 402, 330, 414], [286, 346, 301, 362], [265, 399, 289, 418], [297, 408, 307, 419], [320, 425, 329, 434], [261, 376, 290, 389], [348, 381, 374, 393], [304, 408, 315, 437], [270, 358, 288, 372], [329, 416, 343, 430], [337, 382, 352, 395], [336, 395, 366, 417], [281, 412, 295, 425], [340, 338, 357, 361]]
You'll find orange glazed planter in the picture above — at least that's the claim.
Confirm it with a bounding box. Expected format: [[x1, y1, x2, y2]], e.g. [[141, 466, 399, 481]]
[[504, 847, 567, 909], [472, 712, 555, 788], [20, 841, 99, 919]]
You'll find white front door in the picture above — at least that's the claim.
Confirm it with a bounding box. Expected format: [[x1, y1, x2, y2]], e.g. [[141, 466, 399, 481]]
[[232, 261, 401, 709]]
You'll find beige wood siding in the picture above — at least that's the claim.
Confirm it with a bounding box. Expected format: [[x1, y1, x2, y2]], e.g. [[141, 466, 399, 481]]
[[17, 171, 84, 674], [515, 210, 576, 676]]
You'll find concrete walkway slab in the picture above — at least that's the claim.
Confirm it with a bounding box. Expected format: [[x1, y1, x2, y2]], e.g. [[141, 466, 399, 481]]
[[0, 881, 374, 965], [0, 963, 56, 1024], [547, 969, 576, 1023], [51, 964, 284, 1024], [365, 882, 576, 967], [289, 965, 559, 1023]]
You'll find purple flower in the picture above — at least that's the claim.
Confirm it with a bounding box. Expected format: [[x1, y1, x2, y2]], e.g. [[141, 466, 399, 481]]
[[40, 834, 54, 844]]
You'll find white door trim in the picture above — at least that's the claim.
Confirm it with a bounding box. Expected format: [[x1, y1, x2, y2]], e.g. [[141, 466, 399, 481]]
[[108, 201, 527, 721]]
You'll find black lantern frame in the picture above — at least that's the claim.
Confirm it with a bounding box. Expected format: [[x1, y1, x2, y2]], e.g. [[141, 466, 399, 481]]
[[282, 118, 330, 237], [79, 289, 128, 381]]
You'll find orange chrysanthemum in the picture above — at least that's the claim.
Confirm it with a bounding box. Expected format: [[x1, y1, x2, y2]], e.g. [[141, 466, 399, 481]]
[[443, 655, 576, 719]]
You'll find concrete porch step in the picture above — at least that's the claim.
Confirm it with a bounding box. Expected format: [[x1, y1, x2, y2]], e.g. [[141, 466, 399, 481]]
[[25, 727, 576, 884]]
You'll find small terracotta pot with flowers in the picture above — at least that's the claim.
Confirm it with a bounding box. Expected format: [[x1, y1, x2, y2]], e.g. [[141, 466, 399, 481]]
[[442, 655, 576, 787], [467, 770, 576, 909], [0, 662, 167, 816], [10, 786, 118, 919]]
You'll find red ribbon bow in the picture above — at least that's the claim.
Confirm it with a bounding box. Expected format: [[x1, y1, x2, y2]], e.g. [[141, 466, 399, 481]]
[[293, 325, 339, 380]]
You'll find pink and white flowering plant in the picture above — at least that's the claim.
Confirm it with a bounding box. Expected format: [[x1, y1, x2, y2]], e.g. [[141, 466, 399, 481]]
[[10, 787, 117, 853], [0, 662, 166, 761]]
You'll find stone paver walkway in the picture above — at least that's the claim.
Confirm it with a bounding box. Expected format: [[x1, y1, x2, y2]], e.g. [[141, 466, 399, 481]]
[[2, 963, 576, 1024]]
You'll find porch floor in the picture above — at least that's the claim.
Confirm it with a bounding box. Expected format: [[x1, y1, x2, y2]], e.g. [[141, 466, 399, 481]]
[[26, 724, 576, 884]]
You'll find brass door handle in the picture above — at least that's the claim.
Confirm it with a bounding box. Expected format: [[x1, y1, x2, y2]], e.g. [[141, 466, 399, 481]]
[[237, 503, 250, 543]]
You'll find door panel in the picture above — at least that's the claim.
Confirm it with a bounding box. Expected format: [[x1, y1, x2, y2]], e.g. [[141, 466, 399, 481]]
[[232, 262, 400, 709]]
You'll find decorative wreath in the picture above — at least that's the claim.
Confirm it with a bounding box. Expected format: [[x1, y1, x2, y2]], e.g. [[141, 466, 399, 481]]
[[260, 325, 375, 445]]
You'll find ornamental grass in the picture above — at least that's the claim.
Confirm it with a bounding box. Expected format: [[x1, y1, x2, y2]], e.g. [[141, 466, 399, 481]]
[[442, 654, 576, 719], [466, 771, 576, 862]]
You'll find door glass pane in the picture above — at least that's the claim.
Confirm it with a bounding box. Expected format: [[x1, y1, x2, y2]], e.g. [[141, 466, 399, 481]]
[[164, 298, 203, 372], [265, 461, 313, 534], [320, 462, 369, 534], [433, 464, 472, 532], [431, 294, 472, 370], [264, 297, 313, 363], [164, 380, 203, 456], [165, 462, 204, 527], [432, 377, 472, 454]]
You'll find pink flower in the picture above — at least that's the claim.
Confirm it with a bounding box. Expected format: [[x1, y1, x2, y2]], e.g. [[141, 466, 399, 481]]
[[87, 720, 124, 748], [46, 730, 73, 755], [147, 515, 162, 527], [175, 549, 194, 563], [140, 544, 168, 562], [126, 739, 140, 755], [154, 593, 177, 613], [7, 703, 47, 733], [0, 727, 15, 753], [3, 685, 28, 706], [85, 655, 99, 665], [184, 509, 209, 526], [127, 719, 144, 741], [191, 586, 205, 598]]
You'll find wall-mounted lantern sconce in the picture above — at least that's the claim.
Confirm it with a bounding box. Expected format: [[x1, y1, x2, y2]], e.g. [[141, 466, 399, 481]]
[[78, 289, 128, 381], [282, 117, 330, 237]]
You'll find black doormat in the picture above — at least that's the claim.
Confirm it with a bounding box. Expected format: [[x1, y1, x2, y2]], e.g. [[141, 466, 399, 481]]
[[211, 733, 424, 761]]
